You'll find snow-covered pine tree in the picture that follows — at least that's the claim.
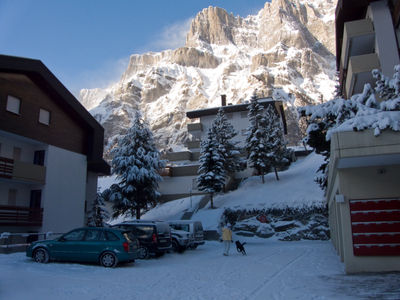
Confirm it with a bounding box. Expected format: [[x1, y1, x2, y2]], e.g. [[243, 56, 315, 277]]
[[197, 129, 226, 209], [110, 111, 165, 219], [210, 107, 244, 176], [87, 192, 109, 227], [264, 104, 287, 181], [372, 65, 400, 110], [245, 92, 270, 183]]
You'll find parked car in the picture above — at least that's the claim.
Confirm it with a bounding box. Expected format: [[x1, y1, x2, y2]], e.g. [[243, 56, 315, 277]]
[[26, 227, 140, 268], [112, 220, 172, 258], [168, 220, 205, 249], [170, 228, 193, 253]]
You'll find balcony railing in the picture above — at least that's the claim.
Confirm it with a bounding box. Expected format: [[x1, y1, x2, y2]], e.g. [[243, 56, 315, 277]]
[[0, 205, 43, 226], [0, 157, 13, 179], [0, 156, 46, 184]]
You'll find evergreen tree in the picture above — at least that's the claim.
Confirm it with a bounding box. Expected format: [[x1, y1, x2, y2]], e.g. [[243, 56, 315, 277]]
[[87, 192, 109, 227], [299, 66, 400, 192], [245, 92, 269, 183], [110, 111, 165, 219], [210, 108, 244, 175], [197, 129, 226, 209], [264, 104, 287, 181], [372, 66, 400, 110]]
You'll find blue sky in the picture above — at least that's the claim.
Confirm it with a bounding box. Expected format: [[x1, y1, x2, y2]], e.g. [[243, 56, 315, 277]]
[[0, 0, 267, 96]]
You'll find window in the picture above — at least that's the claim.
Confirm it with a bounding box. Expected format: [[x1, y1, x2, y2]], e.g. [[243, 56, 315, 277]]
[[8, 189, 17, 206], [62, 229, 86, 241], [33, 150, 45, 166], [30, 190, 42, 208], [6, 95, 21, 115], [39, 108, 50, 125], [13, 147, 21, 161], [84, 230, 101, 241], [105, 231, 119, 241]]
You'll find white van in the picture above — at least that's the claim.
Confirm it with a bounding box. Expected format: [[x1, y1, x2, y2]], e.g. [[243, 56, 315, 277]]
[[168, 220, 205, 249]]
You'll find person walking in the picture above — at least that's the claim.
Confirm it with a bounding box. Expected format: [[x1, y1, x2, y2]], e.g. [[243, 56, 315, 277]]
[[222, 223, 233, 256]]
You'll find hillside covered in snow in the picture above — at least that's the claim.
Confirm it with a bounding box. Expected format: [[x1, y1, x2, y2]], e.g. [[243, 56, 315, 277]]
[[106, 152, 328, 241]]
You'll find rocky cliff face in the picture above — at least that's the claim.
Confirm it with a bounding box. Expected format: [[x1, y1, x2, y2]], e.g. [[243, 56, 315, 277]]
[[80, 0, 337, 156]]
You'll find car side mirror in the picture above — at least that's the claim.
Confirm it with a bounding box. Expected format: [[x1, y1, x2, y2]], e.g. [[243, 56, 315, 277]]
[[58, 237, 66, 242]]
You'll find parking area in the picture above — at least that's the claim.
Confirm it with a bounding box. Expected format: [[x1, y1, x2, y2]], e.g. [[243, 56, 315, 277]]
[[1, 240, 399, 300]]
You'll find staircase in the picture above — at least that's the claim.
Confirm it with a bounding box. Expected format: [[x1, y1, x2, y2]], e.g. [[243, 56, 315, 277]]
[[181, 194, 210, 220]]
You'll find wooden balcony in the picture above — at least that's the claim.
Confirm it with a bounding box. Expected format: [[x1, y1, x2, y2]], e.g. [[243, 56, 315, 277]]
[[0, 156, 46, 184], [0, 157, 13, 179], [0, 205, 43, 226]]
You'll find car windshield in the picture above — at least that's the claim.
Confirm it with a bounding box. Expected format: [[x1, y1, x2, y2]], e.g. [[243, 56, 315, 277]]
[[171, 224, 190, 232], [134, 226, 155, 238], [62, 229, 85, 241]]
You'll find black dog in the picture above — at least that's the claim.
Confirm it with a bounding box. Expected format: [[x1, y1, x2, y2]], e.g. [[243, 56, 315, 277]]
[[235, 240, 247, 255]]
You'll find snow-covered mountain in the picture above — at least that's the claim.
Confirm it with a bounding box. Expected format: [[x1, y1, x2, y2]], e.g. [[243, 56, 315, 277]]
[[79, 0, 337, 155]]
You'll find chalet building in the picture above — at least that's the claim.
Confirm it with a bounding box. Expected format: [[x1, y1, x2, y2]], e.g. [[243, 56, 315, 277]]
[[329, 0, 400, 273], [158, 95, 287, 202], [0, 55, 110, 235]]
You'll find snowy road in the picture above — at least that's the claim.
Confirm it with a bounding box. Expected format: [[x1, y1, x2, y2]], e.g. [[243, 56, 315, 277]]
[[1, 240, 399, 300]]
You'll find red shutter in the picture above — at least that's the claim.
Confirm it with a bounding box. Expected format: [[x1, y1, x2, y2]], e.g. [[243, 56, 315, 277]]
[[350, 198, 400, 256]]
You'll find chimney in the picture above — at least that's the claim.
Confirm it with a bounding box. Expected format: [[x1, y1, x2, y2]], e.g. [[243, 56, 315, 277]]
[[221, 94, 227, 106]]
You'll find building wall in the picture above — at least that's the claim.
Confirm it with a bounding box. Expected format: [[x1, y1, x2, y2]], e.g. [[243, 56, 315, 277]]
[[0, 73, 89, 156], [41, 145, 87, 233], [328, 130, 400, 273], [0, 131, 47, 207], [199, 111, 253, 148], [0, 132, 46, 163], [367, 1, 400, 77], [0, 181, 31, 206], [159, 175, 198, 195], [330, 165, 400, 273]]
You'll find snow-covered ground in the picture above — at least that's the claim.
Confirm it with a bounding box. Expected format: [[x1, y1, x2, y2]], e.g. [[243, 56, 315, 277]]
[[2, 153, 400, 299], [129, 152, 325, 231], [2, 240, 399, 300]]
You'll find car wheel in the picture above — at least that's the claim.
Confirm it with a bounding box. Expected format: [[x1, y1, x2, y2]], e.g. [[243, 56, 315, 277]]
[[33, 248, 49, 263], [172, 239, 179, 252], [100, 252, 118, 268], [138, 246, 149, 259]]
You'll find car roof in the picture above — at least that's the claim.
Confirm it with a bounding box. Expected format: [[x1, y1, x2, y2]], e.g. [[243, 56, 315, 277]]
[[115, 221, 158, 226], [168, 220, 201, 224], [118, 220, 169, 225], [71, 227, 124, 233]]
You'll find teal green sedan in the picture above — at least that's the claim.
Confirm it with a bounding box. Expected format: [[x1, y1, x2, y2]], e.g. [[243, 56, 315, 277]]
[[26, 227, 140, 267]]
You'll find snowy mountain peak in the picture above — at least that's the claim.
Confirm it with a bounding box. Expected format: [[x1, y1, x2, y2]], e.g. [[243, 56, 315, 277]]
[[79, 0, 338, 156], [186, 6, 241, 47]]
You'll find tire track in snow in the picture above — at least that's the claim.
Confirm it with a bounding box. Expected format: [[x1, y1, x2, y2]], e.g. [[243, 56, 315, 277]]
[[244, 248, 312, 300]]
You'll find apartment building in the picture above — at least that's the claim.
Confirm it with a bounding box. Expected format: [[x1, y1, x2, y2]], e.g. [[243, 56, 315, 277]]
[[328, 0, 400, 273], [0, 55, 110, 234], [158, 95, 287, 202], [336, 0, 400, 98]]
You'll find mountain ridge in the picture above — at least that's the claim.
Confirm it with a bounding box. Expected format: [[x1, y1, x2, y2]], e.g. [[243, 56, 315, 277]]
[[80, 0, 337, 155]]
